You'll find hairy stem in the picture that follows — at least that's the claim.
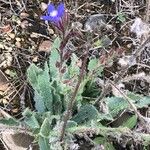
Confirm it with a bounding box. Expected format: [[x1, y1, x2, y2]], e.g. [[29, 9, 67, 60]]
[[60, 52, 88, 142]]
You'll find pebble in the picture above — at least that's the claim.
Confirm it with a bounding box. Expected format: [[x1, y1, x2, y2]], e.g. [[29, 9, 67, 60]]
[[40, 2, 47, 12], [84, 14, 106, 32], [16, 37, 21, 42], [15, 41, 21, 48], [48, 28, 54, 34], [20, 12, 29, 19], [8, 33, 15, 39], [0, 43, 4, 49], [20, 20, 29, 29]]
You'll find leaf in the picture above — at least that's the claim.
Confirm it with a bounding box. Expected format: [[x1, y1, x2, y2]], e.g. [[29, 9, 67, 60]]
[[68, 53, 80, 77], [94, 39, 102, 47], [135, 96, 150, 108], [117, 12, 126, 23], [38, 136, 50, 150], [88, 58, 103, 76], [27, 63, 42, 87], [22, 108, 33, 117], [120, 115, 137, 129], [82, 80, 101, 100], [88, 58, 98, 71], [0, 118, 19, 126], [51, 80, 63, 115], [34, 90, 46, 112], [66, 120, 77, 129], [37, 73, 53, 112], [49, 37, 61, 77], [97, 113, 113, 121], [24, 114, 40, 129], [40, 118, 50, 137], [106, 97, 129, 117], [72, 104, 99, 124]]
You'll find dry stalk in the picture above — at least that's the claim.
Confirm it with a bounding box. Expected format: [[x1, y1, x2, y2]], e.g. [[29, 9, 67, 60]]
[[145, 0, 150, 22], [121, 72, 150, 83]]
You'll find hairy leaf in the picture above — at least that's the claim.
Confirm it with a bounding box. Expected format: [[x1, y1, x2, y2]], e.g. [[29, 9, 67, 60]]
[[72, 104, 99, 124], [40, 118, 50, 137], [0, 118, 19, 126], [49, 37, 61, 77], [24, 114, 40, 129], [38, 136, 50, 150], [120, 115, 137, 129]]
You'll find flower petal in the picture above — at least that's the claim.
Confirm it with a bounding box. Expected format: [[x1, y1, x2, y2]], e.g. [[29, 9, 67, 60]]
[[57, 3, 65, 18], [41, 15, 54, 21], [47, 4, 55, 15]]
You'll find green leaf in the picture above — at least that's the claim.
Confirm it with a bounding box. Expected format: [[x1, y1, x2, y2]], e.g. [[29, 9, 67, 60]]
[[51, 37, 61, 51], [135, 96, 150, 108], [88, 58, 98, 71], [82, 80, 101, 100], [51, 80, 63, 115], [120, 115, 137, 129], [38, 136, 50, 150], [72, 104, 99, 124], [24, 114, 40, 129], [49, 37, 61, 77], [66, 120, 77, 129], [88, 58, 103, 76], [40, 118, 50, 137], [37, 73, 53, 112], [97, 113, 113, 121], [68, 53, 80, 77], [27, 62, 53, 113], [93, 39, 102, 47], [27, 63, 42, 87], [106, 97, 129, 117], [22, 108, 33, 117], [0, 118, 19, 126], [34, 90, 46, 112], [117, 12, 126, 23]]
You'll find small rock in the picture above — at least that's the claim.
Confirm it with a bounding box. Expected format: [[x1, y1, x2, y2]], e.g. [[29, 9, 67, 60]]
[[40, 2, 48, 12], [8, 33, 15, 39], [48, 28, 54, 34], [0, 43, 4, 49], [16, 37, 21, 42], [15, 41, 21, 48], [84, 14, 106, 32], [72, 22, 83, 30], [32, 56, 38, 62], [20, 20, 29, 29], [20, 12, 29, 19]]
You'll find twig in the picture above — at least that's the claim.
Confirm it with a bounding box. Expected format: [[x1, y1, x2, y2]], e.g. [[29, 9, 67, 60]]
[[59, 51, 88, 142], [145, 0, 150, 22], [133, 36, 150, 58]]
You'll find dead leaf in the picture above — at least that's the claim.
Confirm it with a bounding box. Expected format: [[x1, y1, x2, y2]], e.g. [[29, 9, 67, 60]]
[[1, 132, 37, 150], [38, 40, 52, 53], [0, 70, 9, 91], [1, 24, 12, 33]]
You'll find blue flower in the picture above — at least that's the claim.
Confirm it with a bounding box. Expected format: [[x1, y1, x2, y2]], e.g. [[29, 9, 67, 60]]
[[41, 3, 65, 23]]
